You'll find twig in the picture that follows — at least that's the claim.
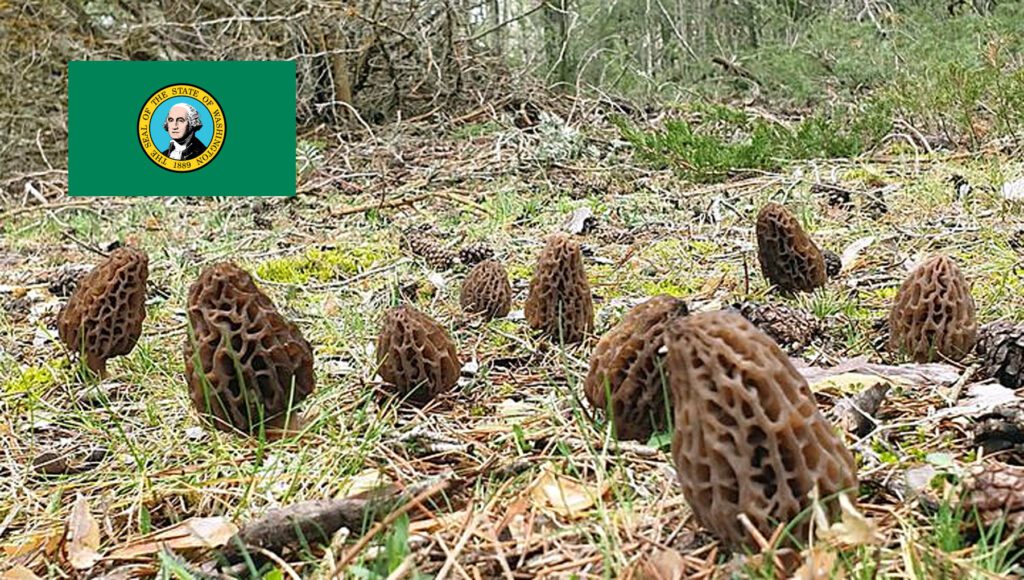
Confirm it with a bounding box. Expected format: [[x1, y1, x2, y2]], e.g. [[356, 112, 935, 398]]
[[460, 3, 546, 42], [333, 478, 453, 573], [0, 199, 134, 223], [330, 193, 431, 217]]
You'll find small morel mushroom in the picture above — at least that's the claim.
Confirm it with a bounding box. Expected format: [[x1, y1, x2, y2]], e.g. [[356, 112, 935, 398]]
[[667, 310, 858, 550], [460, 259, 512, 320], [376, 305, 460, 404], [756, 203, 827, 293], [584, 295, 689, 442], [524, 233, 594, 343], [888, 254, 977, 363], [183, 262, 315, 435], [977, 321, 1024, 389], [57, 246, 149, 377]]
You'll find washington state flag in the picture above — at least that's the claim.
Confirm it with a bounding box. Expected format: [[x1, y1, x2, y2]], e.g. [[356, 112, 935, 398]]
[[69, 61, 296, 196]]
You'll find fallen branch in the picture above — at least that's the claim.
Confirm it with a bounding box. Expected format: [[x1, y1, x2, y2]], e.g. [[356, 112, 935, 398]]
[[332, 478, 453, 573], [216, 476, 455, 566], [329, 193, 431, 217], [711, 56, 762, 87]]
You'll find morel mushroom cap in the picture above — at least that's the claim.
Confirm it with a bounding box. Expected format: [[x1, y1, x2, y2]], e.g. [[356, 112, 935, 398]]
[[667, 310, 858, 550], [756, 203, 827, 293], [183, 262, 315, 435], [460, 259, 512, 320], [584, 295, 689, 442], [376, 305, 460, 404], [57, 246, 149, 376], [888, 254, 977, 363], [524, 233, 594, 343]]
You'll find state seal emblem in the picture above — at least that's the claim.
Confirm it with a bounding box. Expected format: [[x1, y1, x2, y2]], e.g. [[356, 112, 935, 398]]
[[137, 83, 226, 173]]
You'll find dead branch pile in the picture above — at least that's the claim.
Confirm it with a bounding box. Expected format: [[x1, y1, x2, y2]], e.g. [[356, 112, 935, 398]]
[[0, 1, 509, 194]]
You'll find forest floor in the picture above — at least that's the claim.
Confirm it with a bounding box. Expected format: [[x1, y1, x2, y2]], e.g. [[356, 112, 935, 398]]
[[3, 94, 1024, 578]]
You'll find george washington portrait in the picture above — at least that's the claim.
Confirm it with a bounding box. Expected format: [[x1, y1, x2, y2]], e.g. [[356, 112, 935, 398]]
[[162, 103, 208, 161]]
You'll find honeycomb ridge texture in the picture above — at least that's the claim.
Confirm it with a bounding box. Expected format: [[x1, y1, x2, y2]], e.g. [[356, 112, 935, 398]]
[[667, 310, 858, 550], [57, 246, 149, 376], [888, 254, 977, 363], [756, 203, 826, 293], [584, 295, 689, 441], [183, 262, 315, 435], [460, 259, 512, 320], [376, 305, 460, 404], [524, 234, 594, 343]]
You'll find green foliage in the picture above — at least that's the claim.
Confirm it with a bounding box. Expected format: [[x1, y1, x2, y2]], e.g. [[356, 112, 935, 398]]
[[3, 360, 64, 396], [349, 514, 425, 579], [255, 245, 390, 284], [613, 104, 891, 182]]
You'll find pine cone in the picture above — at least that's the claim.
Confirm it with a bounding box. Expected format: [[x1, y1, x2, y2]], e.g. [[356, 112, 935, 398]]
[[823, 249, 842, 278], [402, 229, 456, 270], [735, 302, 821, 353], [961, 462, 1024, 533], [458, 242, 495, 266], [978, 321, 1024, 389]]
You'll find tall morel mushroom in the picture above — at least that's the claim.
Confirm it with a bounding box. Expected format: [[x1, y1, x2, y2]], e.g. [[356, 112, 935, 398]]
[[524, 233, 594, 343], [376, 305, 460, 404], [460, 259, 512, 320], [756, 202, 827, 293], [667, 310, 858, 550], [584, 295, 689, 442], [183, 262, 315, 435], [57, 246, 149, 377], [888, 254, 977, 363]]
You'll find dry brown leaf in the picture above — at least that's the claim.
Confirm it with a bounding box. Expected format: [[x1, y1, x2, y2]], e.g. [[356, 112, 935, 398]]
[[530, 466, 607, 519], [336, 468, 388, 498], [630, 548, 687, 580], [108, 517, 238, 559], [1, 529, 62, 560], [814, 492, 881, 547], [789, 550, 842, 580], [0, 566, 43, 580], [66, 494, 102, 570]]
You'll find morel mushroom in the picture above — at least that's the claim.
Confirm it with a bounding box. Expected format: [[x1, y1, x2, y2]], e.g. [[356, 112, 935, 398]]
[[57, 246, 149, 377], [524, 233, 594, 343], [888, 254, 977, 363], [756, 203, 827, 293], [183, 262, 315, 435], [584, 295, 689, 442], [667, 310, 858, 550], [376, 305, 460, 404], [460, 259, 512, 320]]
